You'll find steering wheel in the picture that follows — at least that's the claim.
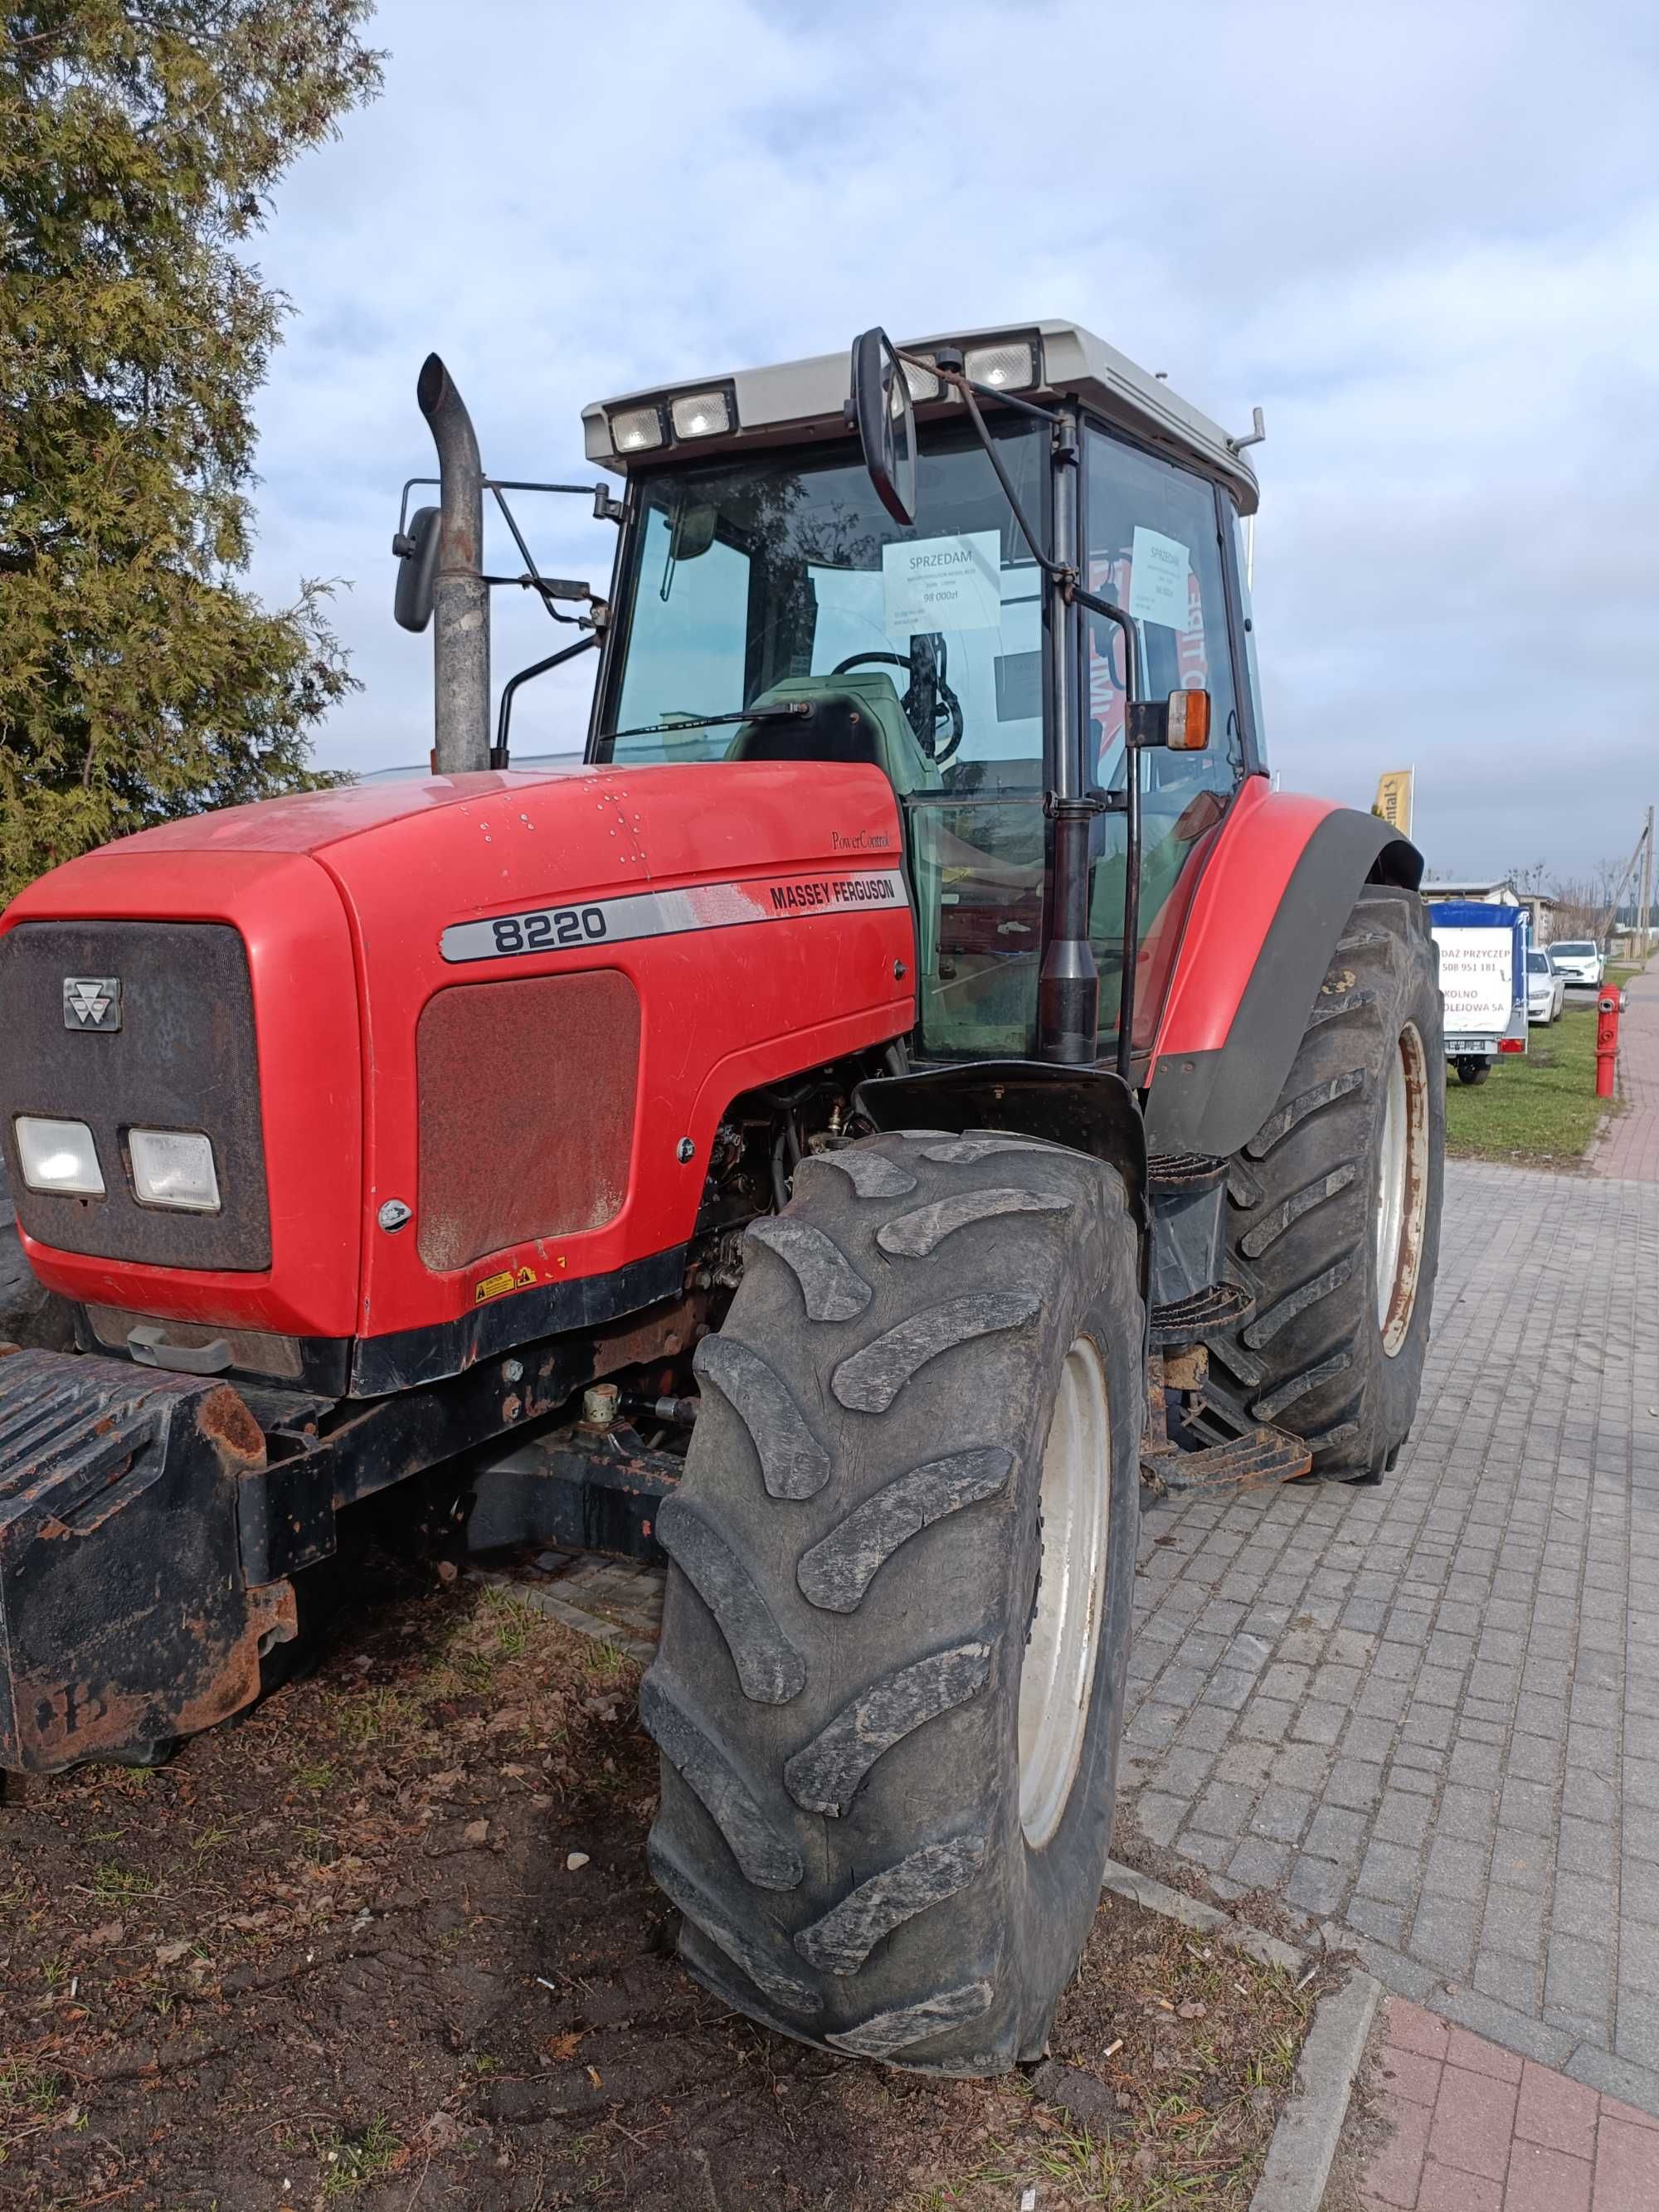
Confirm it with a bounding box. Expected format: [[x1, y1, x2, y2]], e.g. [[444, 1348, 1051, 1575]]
[[831, 649, 965, 766]]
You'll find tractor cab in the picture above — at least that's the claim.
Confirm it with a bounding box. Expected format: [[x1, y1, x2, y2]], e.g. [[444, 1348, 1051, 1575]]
[[581, 321, 1266, 1071]]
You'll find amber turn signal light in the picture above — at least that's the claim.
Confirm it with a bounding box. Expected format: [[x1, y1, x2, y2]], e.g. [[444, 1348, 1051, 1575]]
[[1166, 689, 1211, 751]]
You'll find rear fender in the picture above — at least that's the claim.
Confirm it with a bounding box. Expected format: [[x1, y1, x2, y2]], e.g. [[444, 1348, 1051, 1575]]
[[1145, 783, 1421, 1159]]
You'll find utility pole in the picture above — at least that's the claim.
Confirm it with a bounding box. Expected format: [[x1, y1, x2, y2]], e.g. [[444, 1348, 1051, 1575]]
[[1600, 823, 1651, 952]]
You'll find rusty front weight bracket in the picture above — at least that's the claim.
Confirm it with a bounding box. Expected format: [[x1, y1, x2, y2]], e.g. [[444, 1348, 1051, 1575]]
[[0, 1344, 296, 1777]]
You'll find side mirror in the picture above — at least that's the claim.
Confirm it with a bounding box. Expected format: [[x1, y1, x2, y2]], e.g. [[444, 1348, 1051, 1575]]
[[392, 505, 441, 633], [1126, 688, 1211, 751], [849, 327, 917, 527]]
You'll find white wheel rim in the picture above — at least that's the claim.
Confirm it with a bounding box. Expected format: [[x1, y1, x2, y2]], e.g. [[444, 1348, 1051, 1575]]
[[1375, 1022, 1430, 1358], [1018, 1336, 1110, 1850]]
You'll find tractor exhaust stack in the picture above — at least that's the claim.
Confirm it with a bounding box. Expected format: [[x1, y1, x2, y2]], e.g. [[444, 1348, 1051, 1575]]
[[417, 352, 490, 774]]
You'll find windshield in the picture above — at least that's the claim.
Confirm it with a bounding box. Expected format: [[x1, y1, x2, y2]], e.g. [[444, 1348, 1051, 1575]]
[[593, 420, 1046, 791], [1527, 952, 1550, 973], [1554, 943, 1595, 956]]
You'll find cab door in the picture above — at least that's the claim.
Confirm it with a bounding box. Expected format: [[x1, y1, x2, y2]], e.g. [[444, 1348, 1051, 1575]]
[[1082, 428, 1249, 1056]]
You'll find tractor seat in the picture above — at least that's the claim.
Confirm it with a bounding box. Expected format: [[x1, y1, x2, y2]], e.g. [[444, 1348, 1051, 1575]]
[[725, 673, 943, 798], [727, 697, 886, 770]]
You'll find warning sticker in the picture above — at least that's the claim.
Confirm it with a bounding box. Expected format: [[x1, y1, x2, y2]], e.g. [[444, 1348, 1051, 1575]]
[[474, 1270, 516, 1305]]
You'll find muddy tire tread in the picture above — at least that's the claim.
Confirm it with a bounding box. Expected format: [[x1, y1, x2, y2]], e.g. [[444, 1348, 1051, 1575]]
[[1205, 885, 1444, 1480], [643, 1129, 1142, 2070]]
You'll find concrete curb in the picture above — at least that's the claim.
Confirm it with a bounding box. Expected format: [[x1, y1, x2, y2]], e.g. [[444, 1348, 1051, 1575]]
[[1100, 1862, 1379, 2212], [1248, 1970, 1380, 2212], [1101, 1859, 1305, 1974]]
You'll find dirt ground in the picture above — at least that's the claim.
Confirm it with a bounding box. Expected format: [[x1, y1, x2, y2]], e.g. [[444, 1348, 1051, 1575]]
[[1, 1546, 1327, 2212]]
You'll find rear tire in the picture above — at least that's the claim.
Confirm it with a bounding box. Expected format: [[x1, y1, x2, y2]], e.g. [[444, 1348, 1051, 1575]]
[[1207, 886, 1444, 1481], [642, 1129, 1142, 2073], [1456, 1058, 1490, 1085]]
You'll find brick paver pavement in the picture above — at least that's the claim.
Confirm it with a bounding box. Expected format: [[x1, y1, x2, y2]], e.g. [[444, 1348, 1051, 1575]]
[[482, 1551, 663, 1661], [1120, 1157, 1659, 2113], [1593, 966, 1659, 1183], [1357, 1995, 1659, 2209]]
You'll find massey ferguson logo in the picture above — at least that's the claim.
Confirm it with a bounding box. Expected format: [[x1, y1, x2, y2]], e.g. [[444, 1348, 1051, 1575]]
[[63, 976, 121, 1032]]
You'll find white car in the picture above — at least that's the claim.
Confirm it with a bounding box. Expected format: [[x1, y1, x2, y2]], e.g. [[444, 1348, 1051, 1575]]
[[1550, 941, 1604, 989], [1526, 949, 1565, 1024]]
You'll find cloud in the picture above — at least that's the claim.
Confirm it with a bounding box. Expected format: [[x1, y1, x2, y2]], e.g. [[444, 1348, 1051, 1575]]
[[246, 0, 1659, 874]]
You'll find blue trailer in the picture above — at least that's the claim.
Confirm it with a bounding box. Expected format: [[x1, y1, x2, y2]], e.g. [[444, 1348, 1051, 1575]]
[[1427, 899, 1529, 1087]]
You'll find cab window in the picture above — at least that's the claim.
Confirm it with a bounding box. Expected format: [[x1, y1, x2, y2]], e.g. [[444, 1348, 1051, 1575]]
[[596, 423, 1053, 1060], [1083, 428, 1245, 1048]]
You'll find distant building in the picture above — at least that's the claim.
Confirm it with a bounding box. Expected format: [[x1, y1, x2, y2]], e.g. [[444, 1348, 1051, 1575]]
[[1421, 878, 1559, 947]]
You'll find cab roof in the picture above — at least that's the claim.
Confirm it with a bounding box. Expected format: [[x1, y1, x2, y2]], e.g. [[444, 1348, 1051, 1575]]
[[582, 318, 1261, 515]]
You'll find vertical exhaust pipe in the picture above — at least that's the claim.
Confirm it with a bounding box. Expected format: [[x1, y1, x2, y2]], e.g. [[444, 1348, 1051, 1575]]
[[417, 352, 490, 773]]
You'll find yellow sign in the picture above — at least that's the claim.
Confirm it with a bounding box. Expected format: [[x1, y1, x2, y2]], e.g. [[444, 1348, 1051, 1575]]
[[1372, 769, 1413, 837], [474, 1269, 516, 1305]]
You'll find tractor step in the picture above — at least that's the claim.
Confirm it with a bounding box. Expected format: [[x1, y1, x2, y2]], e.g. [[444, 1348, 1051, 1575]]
[[1139, 1344, 1312, 1496], [1148, 1280, 1253, 1346], [1141, 1422, 1312, 1495]]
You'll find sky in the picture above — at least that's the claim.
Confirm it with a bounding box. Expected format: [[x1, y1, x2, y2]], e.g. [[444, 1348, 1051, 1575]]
[[246, 0, 1659, 885]]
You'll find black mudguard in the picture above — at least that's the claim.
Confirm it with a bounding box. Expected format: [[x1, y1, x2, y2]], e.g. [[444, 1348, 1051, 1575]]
[[852, 1059, 1149, 1238], [1144, 809, 1423, 1160]]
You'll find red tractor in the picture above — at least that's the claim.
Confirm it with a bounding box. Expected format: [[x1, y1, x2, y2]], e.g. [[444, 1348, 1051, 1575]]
[[0, 321, 1443, 2075]]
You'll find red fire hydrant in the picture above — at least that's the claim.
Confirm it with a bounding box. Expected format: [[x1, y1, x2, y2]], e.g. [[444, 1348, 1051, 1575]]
[[1596, 988, 1620, 1099]]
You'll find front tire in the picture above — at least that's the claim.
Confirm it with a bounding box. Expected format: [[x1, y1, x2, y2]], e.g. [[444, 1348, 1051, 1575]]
[[1208, 886, 1444, 1480], [642, 1129, 1142, 2073]]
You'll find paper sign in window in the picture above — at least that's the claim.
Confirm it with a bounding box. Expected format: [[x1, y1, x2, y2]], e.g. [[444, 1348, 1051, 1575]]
[[1126, 526, 1193, 631], [883, 532, 1003, 636]]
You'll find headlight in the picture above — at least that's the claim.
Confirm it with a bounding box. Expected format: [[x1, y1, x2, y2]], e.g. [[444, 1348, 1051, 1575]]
[[669, 389, 732, 440], [15, 1116, 105, 1197], [964, 338, 1037, 391], [902, 355, 943, 402], [609, 403, 665, 454], [128, 1128, 221, 1213]]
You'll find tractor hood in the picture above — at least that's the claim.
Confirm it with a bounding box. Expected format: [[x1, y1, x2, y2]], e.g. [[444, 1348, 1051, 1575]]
[[0, 761, 913, 1396]]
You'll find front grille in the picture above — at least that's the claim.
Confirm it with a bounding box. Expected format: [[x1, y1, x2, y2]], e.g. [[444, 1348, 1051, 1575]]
[[0, 921, 270, 1271], [416, 970, 640, 1272]]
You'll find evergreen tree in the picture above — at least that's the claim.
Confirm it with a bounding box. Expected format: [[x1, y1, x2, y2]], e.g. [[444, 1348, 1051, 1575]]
[[0, 1, 383, 901]]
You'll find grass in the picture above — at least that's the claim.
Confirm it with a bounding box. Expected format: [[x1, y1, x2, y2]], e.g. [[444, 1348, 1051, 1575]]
[[331, 1687, 417, 1748], [483, 1587, 536, 1658], [314, 2117, 404, 2197], [0, 2062, 64, 2165], [903, 1938, 1314, 2212], [90, 1865, 158, 1901], [1444, 996, 1614, 1165]]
